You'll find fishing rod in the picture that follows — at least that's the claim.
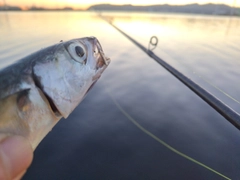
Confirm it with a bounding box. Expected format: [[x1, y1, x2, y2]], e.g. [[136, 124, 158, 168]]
[[101, 15, 240, 131]]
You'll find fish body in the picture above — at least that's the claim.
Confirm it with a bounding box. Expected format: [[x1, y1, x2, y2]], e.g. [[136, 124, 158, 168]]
[[0, 37, 110, 149]]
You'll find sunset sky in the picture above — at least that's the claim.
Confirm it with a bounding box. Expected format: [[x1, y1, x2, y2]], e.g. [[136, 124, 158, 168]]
[[2, 0, 239, 9]]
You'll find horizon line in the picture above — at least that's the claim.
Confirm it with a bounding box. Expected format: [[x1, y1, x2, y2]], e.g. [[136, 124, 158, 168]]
[[0, 2, 239, 10]]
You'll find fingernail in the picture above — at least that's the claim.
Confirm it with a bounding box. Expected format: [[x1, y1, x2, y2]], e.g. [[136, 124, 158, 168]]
[[0, 136, 33, 179]]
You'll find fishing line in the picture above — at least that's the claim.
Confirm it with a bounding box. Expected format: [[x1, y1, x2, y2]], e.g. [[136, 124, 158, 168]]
[[199, 76, 240, 104], [108, 93, 231, 180]]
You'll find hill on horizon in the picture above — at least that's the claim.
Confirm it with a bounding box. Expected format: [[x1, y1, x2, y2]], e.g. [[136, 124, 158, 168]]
[[88, 3, 240, 16]]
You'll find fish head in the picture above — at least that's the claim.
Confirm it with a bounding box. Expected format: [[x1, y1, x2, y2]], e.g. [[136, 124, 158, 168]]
[[33, 37, 110, 118]]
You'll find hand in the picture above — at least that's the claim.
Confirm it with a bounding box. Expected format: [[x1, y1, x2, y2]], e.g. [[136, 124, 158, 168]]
[[0, 135, 33, 180]]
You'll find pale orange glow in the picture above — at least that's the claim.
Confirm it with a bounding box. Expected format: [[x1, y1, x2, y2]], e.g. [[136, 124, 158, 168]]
[[4, 0, 240, 9]]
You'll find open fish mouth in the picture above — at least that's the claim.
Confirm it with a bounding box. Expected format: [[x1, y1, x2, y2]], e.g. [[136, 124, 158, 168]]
[[96, 49, 111, 70], [92, 38, 111, 81], [96, 39, 111, 68]]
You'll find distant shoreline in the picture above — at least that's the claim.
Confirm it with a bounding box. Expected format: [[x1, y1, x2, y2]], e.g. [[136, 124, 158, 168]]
[[0, 3, 239, 16]]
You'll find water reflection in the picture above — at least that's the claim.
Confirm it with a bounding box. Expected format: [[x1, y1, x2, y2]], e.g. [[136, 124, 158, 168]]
[[101, 12, 240, 39], [0, 12, 10, 26]]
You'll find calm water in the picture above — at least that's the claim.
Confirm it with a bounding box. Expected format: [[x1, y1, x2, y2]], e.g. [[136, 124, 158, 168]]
[[0, 11, 240, 179]]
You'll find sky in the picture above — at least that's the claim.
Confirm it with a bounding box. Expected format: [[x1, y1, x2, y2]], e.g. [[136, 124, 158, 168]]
[[2, 0, 240, 9]]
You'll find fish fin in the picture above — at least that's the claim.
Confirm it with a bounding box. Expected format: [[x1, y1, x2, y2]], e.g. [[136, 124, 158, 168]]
[[0, 89, 31, 136], [16, 89, 31, 112]]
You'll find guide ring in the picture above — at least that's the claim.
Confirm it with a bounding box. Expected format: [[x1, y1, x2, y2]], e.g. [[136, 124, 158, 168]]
[[148, 36, 158, 51]]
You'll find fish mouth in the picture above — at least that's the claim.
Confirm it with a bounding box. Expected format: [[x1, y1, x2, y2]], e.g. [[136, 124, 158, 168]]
[[92, 38, 111, 81], [96, 40, 111, 68], [96, 50, 111, 70], [86, 38, 110, 95]]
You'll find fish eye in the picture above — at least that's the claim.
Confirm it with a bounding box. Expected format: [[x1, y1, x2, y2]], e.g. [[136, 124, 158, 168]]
[[75, 46, 85, 57], [68, 43, 87, 64]]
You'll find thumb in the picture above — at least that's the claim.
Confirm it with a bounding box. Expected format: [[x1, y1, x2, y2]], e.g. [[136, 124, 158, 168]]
[[0, 135, 33, 180]]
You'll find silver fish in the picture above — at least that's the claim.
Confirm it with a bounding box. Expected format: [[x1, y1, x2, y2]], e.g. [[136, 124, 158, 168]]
[[0, 37, 110, 149]]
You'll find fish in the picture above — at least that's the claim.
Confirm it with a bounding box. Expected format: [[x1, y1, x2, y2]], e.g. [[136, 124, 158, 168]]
[[0, 37, 110, 149]]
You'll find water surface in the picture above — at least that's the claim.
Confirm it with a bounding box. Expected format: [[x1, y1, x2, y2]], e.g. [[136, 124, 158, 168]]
[[0, 12, 240, 179]]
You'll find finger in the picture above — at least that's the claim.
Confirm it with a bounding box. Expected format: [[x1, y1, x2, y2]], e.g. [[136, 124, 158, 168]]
[[0, 135, 33, 180]]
